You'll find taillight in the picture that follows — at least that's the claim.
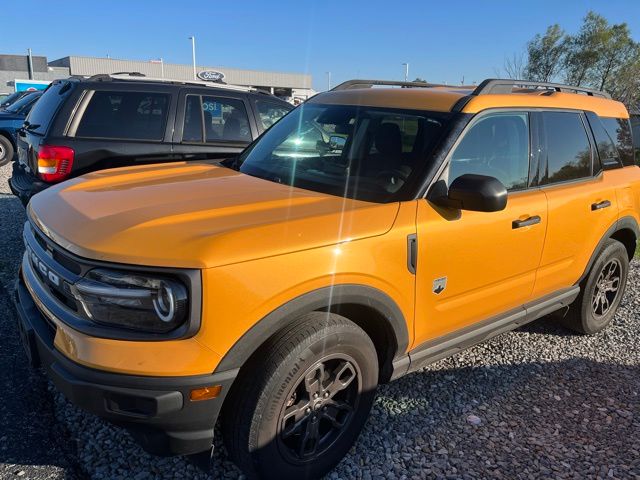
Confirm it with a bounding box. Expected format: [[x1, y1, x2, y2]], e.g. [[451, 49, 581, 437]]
[[37, 145, 74, 182]]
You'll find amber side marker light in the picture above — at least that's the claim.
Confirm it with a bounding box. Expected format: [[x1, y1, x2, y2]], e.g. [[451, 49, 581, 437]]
[[190, 385, 222, 401]]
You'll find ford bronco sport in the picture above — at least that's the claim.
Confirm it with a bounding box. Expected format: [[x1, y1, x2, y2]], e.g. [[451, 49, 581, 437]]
[[9, 73, 292, 204], [14, 78, 639, 479]]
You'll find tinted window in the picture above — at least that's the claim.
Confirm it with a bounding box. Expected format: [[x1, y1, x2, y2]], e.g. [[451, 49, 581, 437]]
[[182, 95, 251, 143], [447, 112, 529, 191], [255, 100, 292, 130], [203, 96, 250, 142], [238, 103, 448, 203], [631, 115, 640, 164], [6, 92, 41, 113], [23, 86, 66, 134], [585, 112, 620, 170], [76, 91, 169, 140], [601, 117, 635, 167], [541, 112, 592, 184]]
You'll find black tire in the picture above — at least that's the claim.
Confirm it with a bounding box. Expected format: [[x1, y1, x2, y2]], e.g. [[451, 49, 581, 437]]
[[222, 312, 378, 480], [0, 135, 14, 167], [562, 239, 629, 334]]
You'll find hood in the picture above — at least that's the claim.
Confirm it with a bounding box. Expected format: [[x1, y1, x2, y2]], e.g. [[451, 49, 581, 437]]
[[29, 162, 400, 269]]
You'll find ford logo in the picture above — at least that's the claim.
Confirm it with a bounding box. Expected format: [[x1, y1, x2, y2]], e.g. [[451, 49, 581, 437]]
[[197, 70, 225, 82]]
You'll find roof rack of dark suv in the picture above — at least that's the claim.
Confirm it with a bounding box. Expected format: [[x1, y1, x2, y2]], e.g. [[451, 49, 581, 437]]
[[331, 79, 450, 91], [469, 79, 612, 99]]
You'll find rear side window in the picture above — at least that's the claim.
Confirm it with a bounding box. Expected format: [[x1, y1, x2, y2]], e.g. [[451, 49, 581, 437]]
[[25, 83, 69, 134], [255, 100, 292, 130], [182, 94, 251, 143], [76, 91, 169, 140], [540, 112, 592, 185], [585, 112, 620, 170], [447, 112, 530, 191], [601, 117, 635, 166]]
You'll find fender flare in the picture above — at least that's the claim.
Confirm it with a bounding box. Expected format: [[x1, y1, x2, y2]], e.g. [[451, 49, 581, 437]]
[[578, 215, 639, 284], [214, 284, 410, 375]]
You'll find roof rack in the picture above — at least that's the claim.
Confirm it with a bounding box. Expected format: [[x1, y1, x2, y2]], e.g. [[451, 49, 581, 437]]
[[471, 79, 611, 99], [85, 73, 255, 92], [331, 79, 450, 91]]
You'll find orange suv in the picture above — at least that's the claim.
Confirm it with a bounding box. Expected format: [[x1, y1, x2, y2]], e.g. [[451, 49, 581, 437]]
[[14, 79, 640, 479]]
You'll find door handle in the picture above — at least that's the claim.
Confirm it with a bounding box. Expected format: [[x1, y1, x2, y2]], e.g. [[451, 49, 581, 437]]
[[512, 215, 541, 229], [591, 200, 611, 211]]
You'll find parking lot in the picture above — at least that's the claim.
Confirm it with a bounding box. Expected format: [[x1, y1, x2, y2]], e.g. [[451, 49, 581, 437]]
[[0, 159, 638, 479]]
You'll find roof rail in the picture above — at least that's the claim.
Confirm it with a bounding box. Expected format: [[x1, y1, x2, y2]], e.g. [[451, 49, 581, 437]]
[[471, 79, 611, 99], [331, 79, 450, 91], [85, 73, 256, 92]]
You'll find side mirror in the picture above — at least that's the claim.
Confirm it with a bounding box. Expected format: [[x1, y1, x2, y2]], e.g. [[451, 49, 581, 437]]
[[433, 174, 507, 212], [329, 135, 346, 149]]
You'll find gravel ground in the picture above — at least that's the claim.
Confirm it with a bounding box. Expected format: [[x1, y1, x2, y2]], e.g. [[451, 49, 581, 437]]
[[0, 160, 639, 479]]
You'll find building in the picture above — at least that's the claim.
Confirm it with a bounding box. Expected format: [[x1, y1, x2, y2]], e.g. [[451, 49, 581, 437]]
[[0, 54, 70, 94], [1, 53, 315, 102], [49, 56, 314, 101]]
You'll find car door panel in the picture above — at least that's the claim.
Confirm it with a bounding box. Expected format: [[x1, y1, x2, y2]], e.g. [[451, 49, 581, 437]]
[[414, 190, 547, 345]]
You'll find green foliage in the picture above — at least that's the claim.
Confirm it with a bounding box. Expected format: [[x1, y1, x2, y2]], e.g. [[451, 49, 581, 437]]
[[518, 11, 640, 110], [525, 24, 567, 82]]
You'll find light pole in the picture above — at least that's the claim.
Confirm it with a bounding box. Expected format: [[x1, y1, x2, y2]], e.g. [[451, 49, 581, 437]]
[[402, 63, 409, 82], [326, 71, 331, 91], [189, 36, 197, 80]]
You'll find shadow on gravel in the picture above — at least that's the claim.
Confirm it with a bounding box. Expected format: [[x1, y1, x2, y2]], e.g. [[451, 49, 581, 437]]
[[0, 283, 80, 478]]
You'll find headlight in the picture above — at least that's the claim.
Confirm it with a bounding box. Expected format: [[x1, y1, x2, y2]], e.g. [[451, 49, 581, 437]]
[[71, 269, 188, 333]]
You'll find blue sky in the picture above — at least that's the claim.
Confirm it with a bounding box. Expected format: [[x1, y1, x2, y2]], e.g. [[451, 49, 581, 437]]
[[4, 0, 640, 91]]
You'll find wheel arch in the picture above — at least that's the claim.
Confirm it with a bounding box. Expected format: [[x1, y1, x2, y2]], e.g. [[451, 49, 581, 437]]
[[214, 284, 410, 384], [579, 215, 638, 284], [0, 130, 16, 148]]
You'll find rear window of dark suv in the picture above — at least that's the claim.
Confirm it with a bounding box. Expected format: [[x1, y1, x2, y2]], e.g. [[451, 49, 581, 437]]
[[25, 81, 72, 135]]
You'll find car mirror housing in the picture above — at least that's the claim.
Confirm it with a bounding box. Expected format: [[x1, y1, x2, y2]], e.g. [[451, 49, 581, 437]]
[[432, 174, 508, 212]]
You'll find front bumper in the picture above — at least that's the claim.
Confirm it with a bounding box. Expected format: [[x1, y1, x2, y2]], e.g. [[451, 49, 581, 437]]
[[13, 270, 236, 456], [9, 161, 48, 206]]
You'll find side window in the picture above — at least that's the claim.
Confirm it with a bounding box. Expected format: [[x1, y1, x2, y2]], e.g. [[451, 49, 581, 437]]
[[632, 115, 640, 164], [447, 112, 529, 191], [255, 100, 292, 130], [76, 91, 169, 140], [585, 112, 620, 170], [601, 117, 635, 167], [541, 112, 592, 185], [203, 96, 251, 143]]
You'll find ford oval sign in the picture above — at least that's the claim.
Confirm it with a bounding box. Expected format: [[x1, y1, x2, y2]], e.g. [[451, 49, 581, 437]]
[[197, 70, 225, 82]]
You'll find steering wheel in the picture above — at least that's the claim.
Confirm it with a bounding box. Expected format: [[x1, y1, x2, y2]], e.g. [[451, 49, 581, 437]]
[[375, 169, 410, 183]]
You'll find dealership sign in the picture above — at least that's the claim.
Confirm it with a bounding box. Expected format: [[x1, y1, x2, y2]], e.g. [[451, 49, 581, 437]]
[[197, 70, 225, 83], [14, 79, 51, 92]]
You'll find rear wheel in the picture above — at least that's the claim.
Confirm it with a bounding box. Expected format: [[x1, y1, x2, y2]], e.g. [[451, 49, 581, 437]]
[[222, 312, 378, 480], [0, 135, 14, 167], [563, 239, 629, 334]]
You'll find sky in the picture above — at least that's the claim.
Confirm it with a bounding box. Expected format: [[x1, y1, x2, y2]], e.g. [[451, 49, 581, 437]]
[[3, 0, 640, 91]]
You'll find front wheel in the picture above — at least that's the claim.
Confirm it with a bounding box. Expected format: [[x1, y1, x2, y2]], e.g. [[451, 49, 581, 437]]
[[563, 239, 629, 334], [222, 312, 378, 480]]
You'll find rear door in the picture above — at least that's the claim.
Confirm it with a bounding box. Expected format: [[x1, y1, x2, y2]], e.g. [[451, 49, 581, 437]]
[[172, 89, 257, 161], [531, 110, 619, 299]]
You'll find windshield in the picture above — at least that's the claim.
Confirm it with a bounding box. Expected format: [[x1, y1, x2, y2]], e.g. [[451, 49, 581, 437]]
[[1, 92, 24, 108], [6, 92, 40, 113], [238, 103, 449, 202]]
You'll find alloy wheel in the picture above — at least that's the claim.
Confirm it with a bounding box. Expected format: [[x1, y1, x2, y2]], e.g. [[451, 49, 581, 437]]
[[592, 258, 622, 318]]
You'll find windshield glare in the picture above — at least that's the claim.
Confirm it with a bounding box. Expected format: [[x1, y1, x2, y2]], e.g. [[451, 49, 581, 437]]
[[238, 103, 448, 202]]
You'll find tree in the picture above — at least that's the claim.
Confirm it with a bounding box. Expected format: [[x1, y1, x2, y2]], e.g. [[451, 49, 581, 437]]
[[524, 24, 567, 82]]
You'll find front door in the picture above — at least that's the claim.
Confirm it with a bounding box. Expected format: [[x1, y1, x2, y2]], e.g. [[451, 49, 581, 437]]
[[413, 111, 547, 346]]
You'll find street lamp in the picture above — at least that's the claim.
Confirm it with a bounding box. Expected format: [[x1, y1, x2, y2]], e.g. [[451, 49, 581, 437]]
[[326, 71, 331, 91], [402, 63, 409, 82], [188, 36, 197, 80]]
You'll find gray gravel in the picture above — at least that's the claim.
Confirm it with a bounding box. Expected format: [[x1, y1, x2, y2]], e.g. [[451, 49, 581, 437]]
[[0, 160, 639, 479]]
